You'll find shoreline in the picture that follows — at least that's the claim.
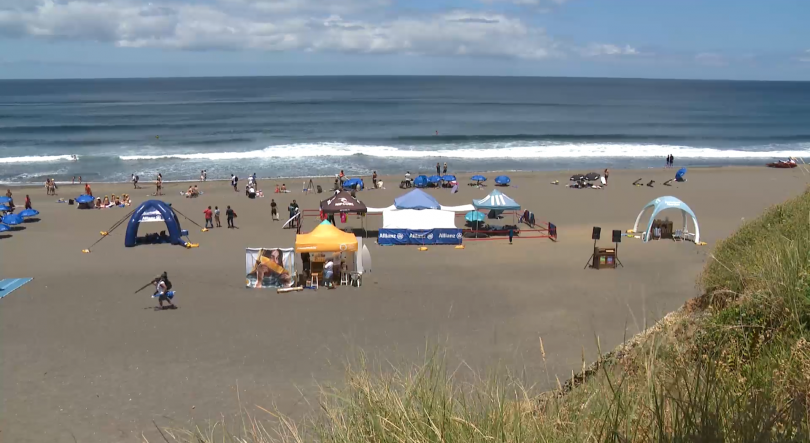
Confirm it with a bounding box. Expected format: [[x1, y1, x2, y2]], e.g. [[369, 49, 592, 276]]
[[2, 165, 773, 189]]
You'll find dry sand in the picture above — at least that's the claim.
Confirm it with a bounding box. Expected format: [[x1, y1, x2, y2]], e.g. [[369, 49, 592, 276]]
[[0, 166, 807, 442]]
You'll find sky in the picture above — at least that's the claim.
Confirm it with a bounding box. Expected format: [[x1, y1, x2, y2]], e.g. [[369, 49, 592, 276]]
[[0, 0, 808, 80]]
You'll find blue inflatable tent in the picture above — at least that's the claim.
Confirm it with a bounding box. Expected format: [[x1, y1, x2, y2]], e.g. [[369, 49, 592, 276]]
[[413, 175, 428, 188], [427, 175, 442, 186], [124, 200, 186, 247], [342, 178, 364, 190], [633, 196, 700, 244], [394, 189, 441, 210]]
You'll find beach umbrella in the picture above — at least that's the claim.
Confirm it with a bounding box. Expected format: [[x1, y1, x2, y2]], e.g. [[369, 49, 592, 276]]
[[675, 167, 687, 182], [75, 195, 94, 204], [471, 175, 487, 182], [465, 211, 485, 222], [0, 204, 11, 212], [2, 213, 23, 225], [18, 209, 40, 218], [584, 172, 601, 181], [441, 175, 456, 182], [0, 196, 11, 204], [0, 224, 10, 233], [427, 175, 441, 184], [494, 175, 511, 186]]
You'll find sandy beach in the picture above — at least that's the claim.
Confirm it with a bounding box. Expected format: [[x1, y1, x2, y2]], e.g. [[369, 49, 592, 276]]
[[0, 166, 807, 442]]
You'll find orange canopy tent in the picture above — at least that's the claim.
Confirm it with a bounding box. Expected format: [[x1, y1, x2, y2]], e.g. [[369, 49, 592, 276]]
[[295, 220, 359, 253]]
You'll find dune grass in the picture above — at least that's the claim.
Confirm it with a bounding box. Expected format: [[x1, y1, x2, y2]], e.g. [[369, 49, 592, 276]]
[[166, 190, 810, 443]]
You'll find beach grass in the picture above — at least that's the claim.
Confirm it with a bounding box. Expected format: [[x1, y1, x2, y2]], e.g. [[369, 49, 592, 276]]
[[166, 190, 810, 443]]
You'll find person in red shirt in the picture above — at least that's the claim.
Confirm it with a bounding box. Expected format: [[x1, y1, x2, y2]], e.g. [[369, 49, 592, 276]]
[[24, 195, 31, 210], [203, 206, 213, 229]]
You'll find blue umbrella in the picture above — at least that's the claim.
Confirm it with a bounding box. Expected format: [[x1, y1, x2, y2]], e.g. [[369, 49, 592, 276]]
[[75, 195, 94, 204], [471, 175, 487, 182], [441, 175, 456, 182], [18, 209, 40, 218], [2, 213, 23, 225], [495, 175, 511, 186], [465, 211, 485, 222], [675, 168, 687, 181], [0, 205, 11, 212], [0, 196, 11, 204], [0, 224, 10, 233], [342, 178, 364, 190], [427, 175, 441, 183]]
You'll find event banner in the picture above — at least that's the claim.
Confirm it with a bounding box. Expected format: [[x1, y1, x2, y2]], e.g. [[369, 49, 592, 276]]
[[378, 229, 462, 246], [245, 248, 296, 288]]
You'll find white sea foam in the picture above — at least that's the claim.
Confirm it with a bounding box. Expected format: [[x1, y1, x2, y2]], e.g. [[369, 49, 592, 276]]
[[118, 142, 810, 161], [0, 154, 76, 163]]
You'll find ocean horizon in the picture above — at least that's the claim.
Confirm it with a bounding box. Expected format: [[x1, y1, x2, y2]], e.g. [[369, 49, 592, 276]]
[[1, 75, 809, 184]]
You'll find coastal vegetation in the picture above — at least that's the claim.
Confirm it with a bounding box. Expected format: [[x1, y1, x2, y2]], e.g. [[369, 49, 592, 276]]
[[169, 189, 810, 442]]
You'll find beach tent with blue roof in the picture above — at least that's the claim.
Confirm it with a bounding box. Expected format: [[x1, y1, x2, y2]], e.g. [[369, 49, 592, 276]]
[[494, 175, 511, 186], [394, 189, 441, 210], [633, 196, 700, 243], [125, 200, 187, 247], [472, 189, 521, 211]]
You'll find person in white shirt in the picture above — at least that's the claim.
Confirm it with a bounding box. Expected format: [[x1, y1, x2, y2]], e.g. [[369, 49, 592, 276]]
[[324, 259, 334, 286], [152, 272, 175, 309]]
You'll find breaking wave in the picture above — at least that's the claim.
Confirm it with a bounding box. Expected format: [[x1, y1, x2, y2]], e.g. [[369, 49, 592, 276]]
[[118, 142, 810, 161]]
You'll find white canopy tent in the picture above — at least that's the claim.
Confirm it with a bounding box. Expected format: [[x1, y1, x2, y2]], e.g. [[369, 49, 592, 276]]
[[633, 196, 700, 243]]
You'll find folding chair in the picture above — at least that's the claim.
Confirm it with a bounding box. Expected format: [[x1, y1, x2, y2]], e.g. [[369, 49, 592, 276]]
[[673, 230, 683, 241]]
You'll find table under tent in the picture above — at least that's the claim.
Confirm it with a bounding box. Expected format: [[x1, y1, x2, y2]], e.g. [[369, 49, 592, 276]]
[[466, 189, 522, 237], [295, 220, 371, 287]]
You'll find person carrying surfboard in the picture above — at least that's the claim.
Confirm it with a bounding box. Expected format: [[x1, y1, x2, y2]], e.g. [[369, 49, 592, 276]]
[[152, 272, 175, 309]]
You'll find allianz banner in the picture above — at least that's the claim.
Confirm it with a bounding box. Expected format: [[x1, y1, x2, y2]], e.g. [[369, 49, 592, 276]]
[[378, 229, 463, 246]]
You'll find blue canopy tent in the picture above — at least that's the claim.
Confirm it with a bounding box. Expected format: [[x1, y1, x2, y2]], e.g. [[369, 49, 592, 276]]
[[675, 168, 687, 182], [394, 189, 441, 210], [633, 196, 700, 243], [427, 175, 442, 186], [2, 214, 23, 225], [342, 178, 364, 191], [0, 196, 11, 204], [473, 189, 521, 211], [494, 175, 511, 186], [18, 209, 39, 218], [413, 175, 428, 188], [0, 223, 10, 233], [125, 200, 187, 247]]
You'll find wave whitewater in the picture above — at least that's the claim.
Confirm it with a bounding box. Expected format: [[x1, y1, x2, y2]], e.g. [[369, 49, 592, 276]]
[[0, 154, 76, 164], [118, 142, 810, 161]]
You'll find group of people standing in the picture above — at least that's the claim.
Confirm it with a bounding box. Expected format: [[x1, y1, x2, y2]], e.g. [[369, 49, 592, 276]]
[[44, 178, 58, 195], [203, 205, 236, 229], [666, 154, 676, 168]]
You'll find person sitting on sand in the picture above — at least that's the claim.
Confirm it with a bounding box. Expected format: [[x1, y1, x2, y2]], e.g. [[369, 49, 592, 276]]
[[121, 194, 131, 205], [275, 184, 280, 193], [281, 183, 287, 192], [95, 197, 102, 209], [114, 196, 121, 206], [185, 186, 193, 198], [110, 194, 117, 205], [102, 196, 110, 207], [192, 185, 199, 197]]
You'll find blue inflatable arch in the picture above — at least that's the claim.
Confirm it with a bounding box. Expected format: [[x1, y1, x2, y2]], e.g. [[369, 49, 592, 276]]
[[125, 200, 185, 247], [633, 196, 700, 243]]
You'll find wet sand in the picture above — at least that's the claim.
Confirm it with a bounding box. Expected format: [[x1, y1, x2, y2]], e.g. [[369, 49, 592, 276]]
[[0, 166, 807, 442]]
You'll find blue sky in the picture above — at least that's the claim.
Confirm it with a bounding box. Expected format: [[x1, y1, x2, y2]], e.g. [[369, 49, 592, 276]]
[[0, 0, 807, 80]]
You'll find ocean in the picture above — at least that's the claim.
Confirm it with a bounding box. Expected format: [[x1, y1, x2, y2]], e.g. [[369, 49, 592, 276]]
[[1, 76, 809, 184]]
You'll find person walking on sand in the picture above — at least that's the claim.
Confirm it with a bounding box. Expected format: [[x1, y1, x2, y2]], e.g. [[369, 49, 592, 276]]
[[24, 194, 31, 210], [214, 206, 221, 227], [670, 154, 674, 168], [226, 205, 236, 228], [604, 168, 609, 184], [203, 206, 213, 229], [436, 162, 441, 175], [271, 198, 278, 221], [72, 176, 75, 185], [78, 176, 82, 184], [443, 162, 448, 174]]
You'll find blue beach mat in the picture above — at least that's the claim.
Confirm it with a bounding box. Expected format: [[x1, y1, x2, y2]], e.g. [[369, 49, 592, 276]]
[[0, 278, 33, 299]]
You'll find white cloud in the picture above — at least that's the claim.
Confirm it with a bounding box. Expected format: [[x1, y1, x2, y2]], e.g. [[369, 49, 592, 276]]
[[3, 0, 659, 63], [579, 43, 640, 57]]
